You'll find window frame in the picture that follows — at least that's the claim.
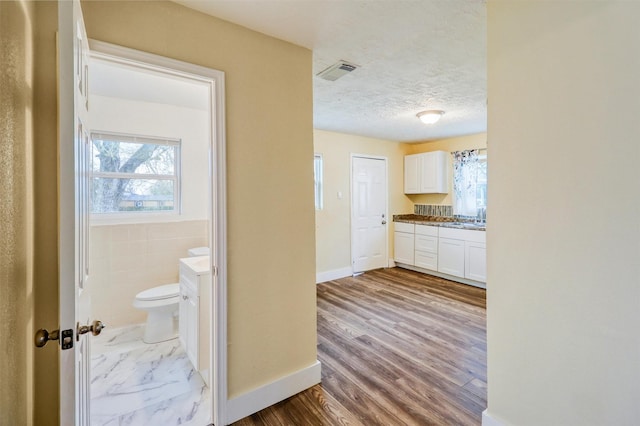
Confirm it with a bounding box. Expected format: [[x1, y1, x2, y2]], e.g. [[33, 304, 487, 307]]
[[314, 153, 323, 211], [90, 131, 182, 221]]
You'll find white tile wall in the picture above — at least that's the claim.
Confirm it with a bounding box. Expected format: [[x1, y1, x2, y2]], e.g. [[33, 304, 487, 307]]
[[90, 220, 208, 328]]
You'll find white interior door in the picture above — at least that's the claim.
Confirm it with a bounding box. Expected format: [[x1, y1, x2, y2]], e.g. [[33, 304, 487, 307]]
[[351, 156, 388, 273], [59, 1, 95, 424]]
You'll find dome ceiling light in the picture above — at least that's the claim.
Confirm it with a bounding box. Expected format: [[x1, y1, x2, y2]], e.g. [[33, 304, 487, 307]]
[[417, 110, 445, 124]]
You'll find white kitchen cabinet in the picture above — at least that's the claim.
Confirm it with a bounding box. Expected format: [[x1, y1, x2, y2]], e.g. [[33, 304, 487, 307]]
[[465, 241, 487, 282], [404, 155, 420, 194], [404, 151, 449, 194], [437, 237, 465, 278], [414, 225, 438, 271], [394, 222, 415, 265], [179, 256, 211, 386]]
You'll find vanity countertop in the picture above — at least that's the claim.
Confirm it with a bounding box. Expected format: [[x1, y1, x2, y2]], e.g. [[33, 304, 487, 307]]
[[179, 255, 210, 275]]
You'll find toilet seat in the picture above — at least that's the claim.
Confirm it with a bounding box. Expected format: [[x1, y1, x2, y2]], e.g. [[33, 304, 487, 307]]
[[136, 283, 179, 301]]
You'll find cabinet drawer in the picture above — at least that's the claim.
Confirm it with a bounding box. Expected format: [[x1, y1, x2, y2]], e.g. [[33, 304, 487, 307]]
[[439, 227, 486, 243], [415, 234, 437, 253], [394, 222, 415, 233], [415, 251, 437, 271], [415, 224, 438, 236]]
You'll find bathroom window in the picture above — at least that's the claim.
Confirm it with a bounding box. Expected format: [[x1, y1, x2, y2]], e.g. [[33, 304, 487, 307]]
[[314, 154, 323, 210], [90, 132, 181, 214]]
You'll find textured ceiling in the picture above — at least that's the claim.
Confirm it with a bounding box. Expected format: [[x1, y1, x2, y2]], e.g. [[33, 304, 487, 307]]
[[178, 0, 487, 142]]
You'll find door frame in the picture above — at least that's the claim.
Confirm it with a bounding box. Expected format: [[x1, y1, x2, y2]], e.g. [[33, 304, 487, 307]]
[[60, 37, 229, 425], [350, 154, 389, 273]]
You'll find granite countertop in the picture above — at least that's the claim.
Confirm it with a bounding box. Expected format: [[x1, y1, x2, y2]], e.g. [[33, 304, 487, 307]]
[[393, 214, 486, 231]]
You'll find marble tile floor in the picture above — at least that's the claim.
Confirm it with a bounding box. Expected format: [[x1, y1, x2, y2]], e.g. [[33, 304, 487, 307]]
[[91, 324, 211, 426]]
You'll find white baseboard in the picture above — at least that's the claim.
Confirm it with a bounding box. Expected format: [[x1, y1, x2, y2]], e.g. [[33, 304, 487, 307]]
[[482, 409, 505, 426], [316, 266, 352, 283], [388, 258, 396, 267], [226, 360, 322, 424]]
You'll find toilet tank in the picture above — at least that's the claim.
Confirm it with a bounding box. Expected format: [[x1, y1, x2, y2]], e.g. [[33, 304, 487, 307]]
[[188, 246, 210, 257]]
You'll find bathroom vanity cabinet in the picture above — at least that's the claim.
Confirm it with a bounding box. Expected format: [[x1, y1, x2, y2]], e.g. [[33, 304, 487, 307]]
[[179, 256, 211, 386]]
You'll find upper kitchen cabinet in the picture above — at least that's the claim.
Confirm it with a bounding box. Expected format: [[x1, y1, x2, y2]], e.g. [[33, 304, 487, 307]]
[[404, 151, 449, 194]]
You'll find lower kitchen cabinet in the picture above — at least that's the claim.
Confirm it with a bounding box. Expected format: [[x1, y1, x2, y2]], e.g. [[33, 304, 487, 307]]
[[437, 237, 465, 278], [465, 241, 487, 282], [394, 222, 415, 265], [394, 221, 486, 287]]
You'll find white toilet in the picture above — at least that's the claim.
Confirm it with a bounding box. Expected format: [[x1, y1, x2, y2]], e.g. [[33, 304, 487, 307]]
[[133, 247, 210, 343]]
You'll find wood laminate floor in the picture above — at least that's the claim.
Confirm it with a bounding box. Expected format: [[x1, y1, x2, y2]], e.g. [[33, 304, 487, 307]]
[[233, 267, 487, 426]]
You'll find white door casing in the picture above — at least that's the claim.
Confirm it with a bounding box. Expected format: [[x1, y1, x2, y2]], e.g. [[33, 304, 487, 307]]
[[58, 9, 228, 424], [58, 1, 92, 424], [351, 155, 388, 273]]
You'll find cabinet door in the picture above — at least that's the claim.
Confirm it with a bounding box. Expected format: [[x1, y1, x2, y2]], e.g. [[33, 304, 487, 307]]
[[394, 231, 415, 265], [465, 241, 487, 282], [419, 151, 448, 193], [179, 290, 188, 348], [186, 287, 199, 368], [404, 155, 420, 194], [438, 237, 465, 277]]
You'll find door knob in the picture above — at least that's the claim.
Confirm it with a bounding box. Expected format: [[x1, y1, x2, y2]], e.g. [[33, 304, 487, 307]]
[[382, 220, 387, 225], [34, 328, 60, 348], [76, 320, 106, 341]]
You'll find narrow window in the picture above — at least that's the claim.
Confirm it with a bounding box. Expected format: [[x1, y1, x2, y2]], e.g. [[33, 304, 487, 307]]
[[452, 149, 487, 220], [91, 132, 181, 214], [314, 154, 323, 210]]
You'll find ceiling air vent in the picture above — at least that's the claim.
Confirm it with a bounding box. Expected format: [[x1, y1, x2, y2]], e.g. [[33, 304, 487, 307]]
[[316, 61, 359, 81]]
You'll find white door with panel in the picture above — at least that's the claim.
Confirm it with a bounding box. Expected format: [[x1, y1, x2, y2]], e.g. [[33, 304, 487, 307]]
[[352, 156, 388, 273], [58, 1, 101, 424]]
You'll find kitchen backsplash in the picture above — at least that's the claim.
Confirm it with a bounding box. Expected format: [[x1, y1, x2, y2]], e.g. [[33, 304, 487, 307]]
[[414, 204, 453, 217]]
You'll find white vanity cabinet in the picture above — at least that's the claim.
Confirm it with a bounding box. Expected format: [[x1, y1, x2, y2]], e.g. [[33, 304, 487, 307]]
[[394, 222, 415, 265], [404, 151, 449, 194], [179, 256, 211, 386]]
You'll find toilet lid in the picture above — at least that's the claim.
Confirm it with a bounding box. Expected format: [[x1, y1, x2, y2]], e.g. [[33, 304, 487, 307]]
[[136, 283, 179, 301]]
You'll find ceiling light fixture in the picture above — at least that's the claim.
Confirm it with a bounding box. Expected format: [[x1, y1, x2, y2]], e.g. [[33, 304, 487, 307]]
[[417, 110, 445, 124]]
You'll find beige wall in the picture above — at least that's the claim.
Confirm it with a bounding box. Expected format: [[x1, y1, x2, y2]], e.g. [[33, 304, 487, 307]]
[[0, 1, 61, 424], [82, 0, 317, 399], [314, 129, 412, 276], [404, 133, 487, 206], [0, 1, 35, 423], [91, 221, 208, 328], [487, 2, 640, 425]]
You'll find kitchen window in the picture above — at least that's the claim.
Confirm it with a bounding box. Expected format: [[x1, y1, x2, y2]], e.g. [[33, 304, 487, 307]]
[[91, 132, 181, 214], [453, 148, 487, 219]]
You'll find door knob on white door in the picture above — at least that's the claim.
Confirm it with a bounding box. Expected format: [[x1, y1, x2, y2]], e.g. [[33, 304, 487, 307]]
[[77, 320, 106, 341]]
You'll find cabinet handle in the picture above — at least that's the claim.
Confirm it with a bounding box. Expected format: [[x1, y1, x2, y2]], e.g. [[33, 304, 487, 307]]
[[182, 295, 188, 300]]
